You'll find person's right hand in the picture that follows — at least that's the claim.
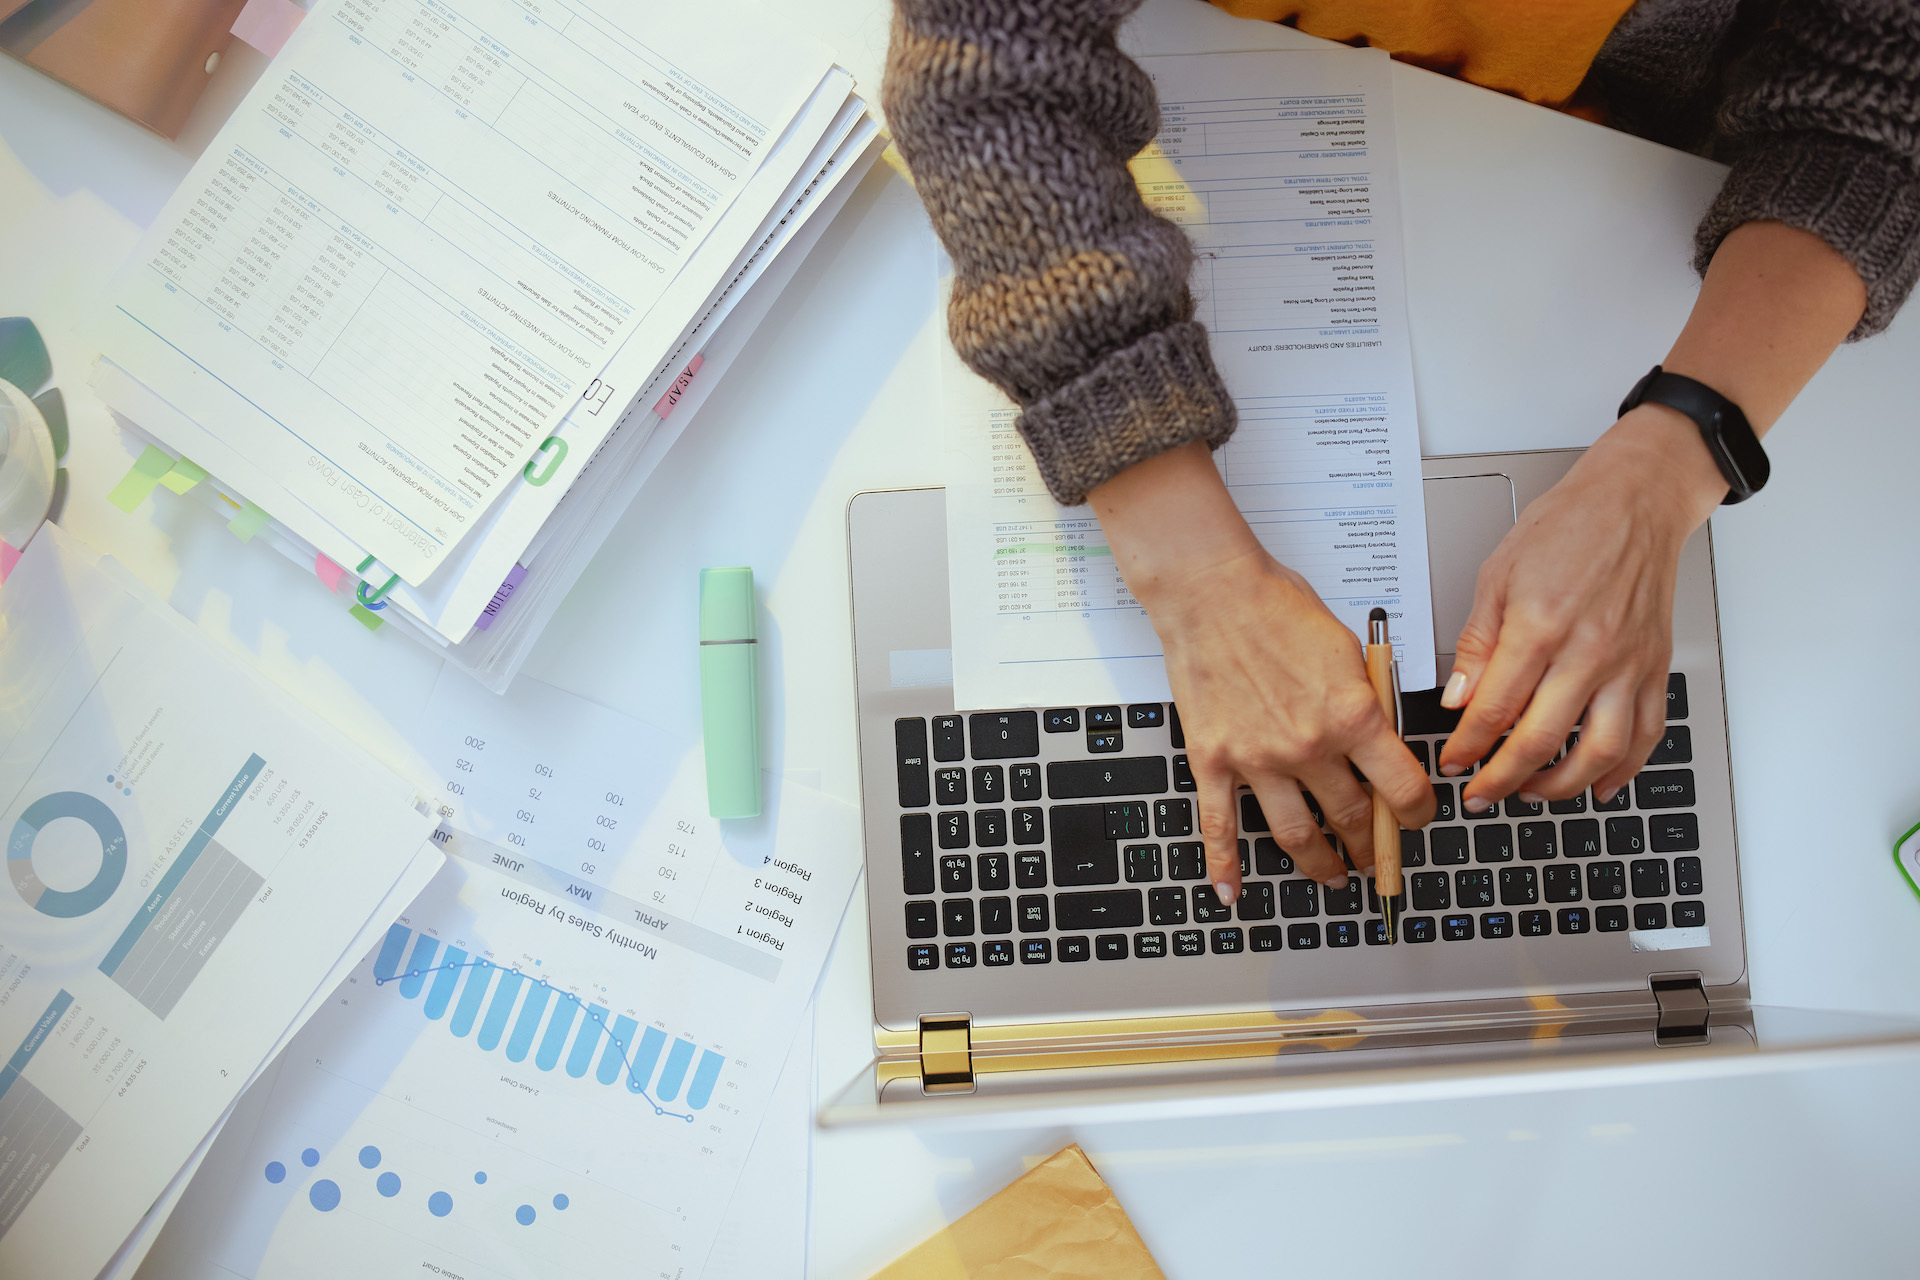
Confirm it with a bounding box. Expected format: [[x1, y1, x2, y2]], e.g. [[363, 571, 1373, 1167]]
[[1087, 443, 1436, 905]]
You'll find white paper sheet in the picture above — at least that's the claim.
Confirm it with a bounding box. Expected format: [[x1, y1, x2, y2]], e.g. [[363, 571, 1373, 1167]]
[[125, 672, 858, 1280], [945, 49, 1436, 709], [96, 0, 831, 584], [0, 528, 438, 1280]]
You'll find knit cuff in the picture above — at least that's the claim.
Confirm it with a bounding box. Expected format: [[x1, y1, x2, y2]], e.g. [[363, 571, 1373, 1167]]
[[1694, 132, 1920, 340], [1015, 320, 1237, 507]]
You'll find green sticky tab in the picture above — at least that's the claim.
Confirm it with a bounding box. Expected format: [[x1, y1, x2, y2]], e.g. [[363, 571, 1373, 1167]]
[[227, 501, 271, 542], [349, 603, 384, 631], [107, 446, 176, 513], [158, 457, 209, 494]]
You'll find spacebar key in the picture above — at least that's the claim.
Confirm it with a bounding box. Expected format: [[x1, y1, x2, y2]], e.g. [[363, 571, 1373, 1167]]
[[1048, 757, 1169, 798], [1054, 890, 1145, 930]]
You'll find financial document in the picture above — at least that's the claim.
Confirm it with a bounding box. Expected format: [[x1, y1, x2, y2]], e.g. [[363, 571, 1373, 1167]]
[[0, 528, 438, 1280], [945, 49, 1435, 709], [98, 0, 829, 584], [132, 673, 859, 1280]]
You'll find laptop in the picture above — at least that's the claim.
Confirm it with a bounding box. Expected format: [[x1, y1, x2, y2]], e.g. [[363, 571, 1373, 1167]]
[[822, 450, 1920, 1125]]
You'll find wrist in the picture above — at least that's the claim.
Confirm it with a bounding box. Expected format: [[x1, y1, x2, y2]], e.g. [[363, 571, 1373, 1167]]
[[1594, 406, 1730, 527], [1086, 442, 1264, 610]]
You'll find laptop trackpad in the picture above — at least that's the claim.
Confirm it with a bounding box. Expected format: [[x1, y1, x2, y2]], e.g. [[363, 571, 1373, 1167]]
[[1423, 473, 1517, 672]]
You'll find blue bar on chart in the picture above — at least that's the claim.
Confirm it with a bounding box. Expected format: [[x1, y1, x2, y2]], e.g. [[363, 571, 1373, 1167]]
[[97, 755, 266, 1018], [366, 924, 726, 1108], [0, 991, 83, 1238]]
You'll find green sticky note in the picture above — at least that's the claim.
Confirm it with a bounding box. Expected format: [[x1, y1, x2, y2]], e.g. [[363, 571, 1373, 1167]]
[[349, 603, 384, 632], [227, 501, 272, 542], [107, 446, 176, 513], [158, 457, 209, 494]]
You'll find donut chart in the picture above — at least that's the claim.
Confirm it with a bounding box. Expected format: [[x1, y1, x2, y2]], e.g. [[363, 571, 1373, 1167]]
[[8, 792, 128, 918]]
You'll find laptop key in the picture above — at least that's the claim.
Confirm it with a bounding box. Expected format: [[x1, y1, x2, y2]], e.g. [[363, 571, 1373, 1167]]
[[1556, 907, 1590, 934], [1043, 708, 1080, 733], [939, 854, 972, 894], [908, 944, 938, 970], [1124, 844, 1163, 883], [1173, 755, 1196, 792], [1237, 880, 1278, 920], [1148, 887, 1187, 925], [1191, 885, 1233, 923], [1634, 902, 1668, 930], [975, 808, 1007, 847], [1504, 795, 1543, 818], [1455, 868, 1495, 908], [1021, 939, 1052, 964], [1010, 763, 1042, 802], [1364, 919, 1393, 945], [1631, 858, 1670, 897], [1587, 861, 1626, 900], [1402, 916, 1437, 943], [1674, 856, 1704, 895], [1167, 842, 1206, 881], [1399, 829, 1427, 867], [1287, 923, 1320, 950], [1410, 871, 1449, 912], [1251, 924, 1284, 951], [1211, 927, 1245, 954], [1104, 801, 1149, 840], [1055, 889, 1145, 930], [970, 711, 1039, 760], [905, 900, 937, 939], [1172, 929, 1205, 956], [1666, 672, 1689, 720], [1592, 787, 1630, 812], [1519, 822, 1557, 860], [1279, 880, 1319, 918], [980, 896, 1013, 934], [1474, 824, 1515, 863], [931, 715, 964, 762], [1253, 837, 1293, 876], [1563, 818, 1602, 857], [1096, 933, 1129, 960], [1647, 725, 1692, 766], [1429, 827, 1469, 865], [1365, 882, 1407, 915], [1519, 909, 1551, 937], [1017, 894, 1050, 932], [1441, 914, 1475, 940], [934, 768, 966, 806], [1549, 793, 1588, 815], [1240, 794, 1270, 831], [983, 940, 1015, 966], [902, 814, 935, 894], [1088, 730, 1123, 753], [1498, 865, 1539, 906], [1013, 806, 1044, 845], [1480, 911, 1513, 939], [1058, 936, 1091, 962], [1634, 770, 1696, 809], [1128, 704, 1164, 729], [945, 943, 976, 968], [1327, 920, 1360, 947], [1050, 805, 1119, 885], [1087, 706, 1121, 729], [896, 718, 931, 808], [1606, 816, 1645, 857], [1596, 905, 1629, 932], [942, 898, 974, 937], [1651, 812, 1700, 852], [1672, 899, 1706, 927], [1134, 931, 1167, 958], [1153, 797, 1194, 838], [1436, 739, 1472, 775], [938, 811, 969, 849], [1015, 851, 1047, 889], [1323, 877, 1362, 916], [1169, 703, 1185, 748], [1543, 864, 1583, 903], [1047, 757, 1169, 799], [1407, 740, 1430, 774], [979, 852, 1010, 891], [972, 765, 1005, 804]]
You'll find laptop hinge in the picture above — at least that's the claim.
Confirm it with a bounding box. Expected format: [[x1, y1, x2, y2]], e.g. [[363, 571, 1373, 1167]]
[[1650, 974, 1710, 1047], [918, 1013, 975, 1094]]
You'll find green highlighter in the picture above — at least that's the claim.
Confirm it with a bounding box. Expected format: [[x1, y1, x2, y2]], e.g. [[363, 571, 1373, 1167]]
[[699, 566, 761, 819]]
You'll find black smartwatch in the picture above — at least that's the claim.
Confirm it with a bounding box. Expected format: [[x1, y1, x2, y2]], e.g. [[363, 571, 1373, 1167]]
[[1617, 366, 1769, 504]]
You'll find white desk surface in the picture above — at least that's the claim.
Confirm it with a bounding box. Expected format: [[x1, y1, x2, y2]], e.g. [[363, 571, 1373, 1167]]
[[3, 0, 1918, 1275]]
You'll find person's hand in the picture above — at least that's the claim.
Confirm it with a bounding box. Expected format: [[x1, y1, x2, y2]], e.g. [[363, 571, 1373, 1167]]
[[1088, 444, 1435, 905], [1436, 408, 1726, 805]]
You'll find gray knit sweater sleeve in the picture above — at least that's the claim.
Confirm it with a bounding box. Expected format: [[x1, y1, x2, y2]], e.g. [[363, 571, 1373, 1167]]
[[1692, 0, 1920, 338], [883, 0, 1236, 506]]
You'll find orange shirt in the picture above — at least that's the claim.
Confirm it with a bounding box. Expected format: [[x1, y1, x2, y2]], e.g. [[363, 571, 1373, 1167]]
[[1211, 0, 1636, 107]]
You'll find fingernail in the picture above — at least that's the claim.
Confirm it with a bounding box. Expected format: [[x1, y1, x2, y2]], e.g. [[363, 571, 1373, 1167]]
[[1464, 795, 1490, 813], [1215, 881, 1236, 901], [1596, 787, 1617, 804], [1519, 792, 1544, 804], [1323, 874, 1350, 890], [1440, 670, 1469, 709], [1440, 764, 1463, 777]]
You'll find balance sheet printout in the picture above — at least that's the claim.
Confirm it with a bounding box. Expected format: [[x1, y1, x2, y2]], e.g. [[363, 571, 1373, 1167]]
[[100, 0, 829, 584], [944, 49, 1436, 710]]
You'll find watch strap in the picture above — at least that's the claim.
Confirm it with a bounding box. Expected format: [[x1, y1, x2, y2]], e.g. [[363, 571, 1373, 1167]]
[[1618, 366, 1770, 504]]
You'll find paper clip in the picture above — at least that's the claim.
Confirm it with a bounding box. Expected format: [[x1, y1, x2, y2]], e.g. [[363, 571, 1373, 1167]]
[[523, 436, 568, 486], [353, 553, 398, 610]]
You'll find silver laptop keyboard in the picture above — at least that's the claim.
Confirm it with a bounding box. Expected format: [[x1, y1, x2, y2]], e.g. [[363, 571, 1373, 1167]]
[[894, 675, 1703, 971]]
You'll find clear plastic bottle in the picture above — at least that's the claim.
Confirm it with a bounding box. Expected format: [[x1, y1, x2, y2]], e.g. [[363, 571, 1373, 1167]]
[[0, 378, 56, 552]]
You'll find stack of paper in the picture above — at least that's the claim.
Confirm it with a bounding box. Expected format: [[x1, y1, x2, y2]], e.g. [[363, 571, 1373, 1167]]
[[88, 0, 881, 690], [0, 526, 444, 1280]]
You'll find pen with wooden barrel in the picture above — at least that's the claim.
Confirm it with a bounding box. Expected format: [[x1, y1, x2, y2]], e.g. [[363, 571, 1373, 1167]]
[[1365, 607, 1402, 943]]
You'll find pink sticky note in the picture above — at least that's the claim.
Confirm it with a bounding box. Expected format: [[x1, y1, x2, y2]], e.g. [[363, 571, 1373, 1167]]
[[651, 354, 706, 420], [231, 0, 305, 57], [314, 553, 346, 593], [0, 540, 19, 585]]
